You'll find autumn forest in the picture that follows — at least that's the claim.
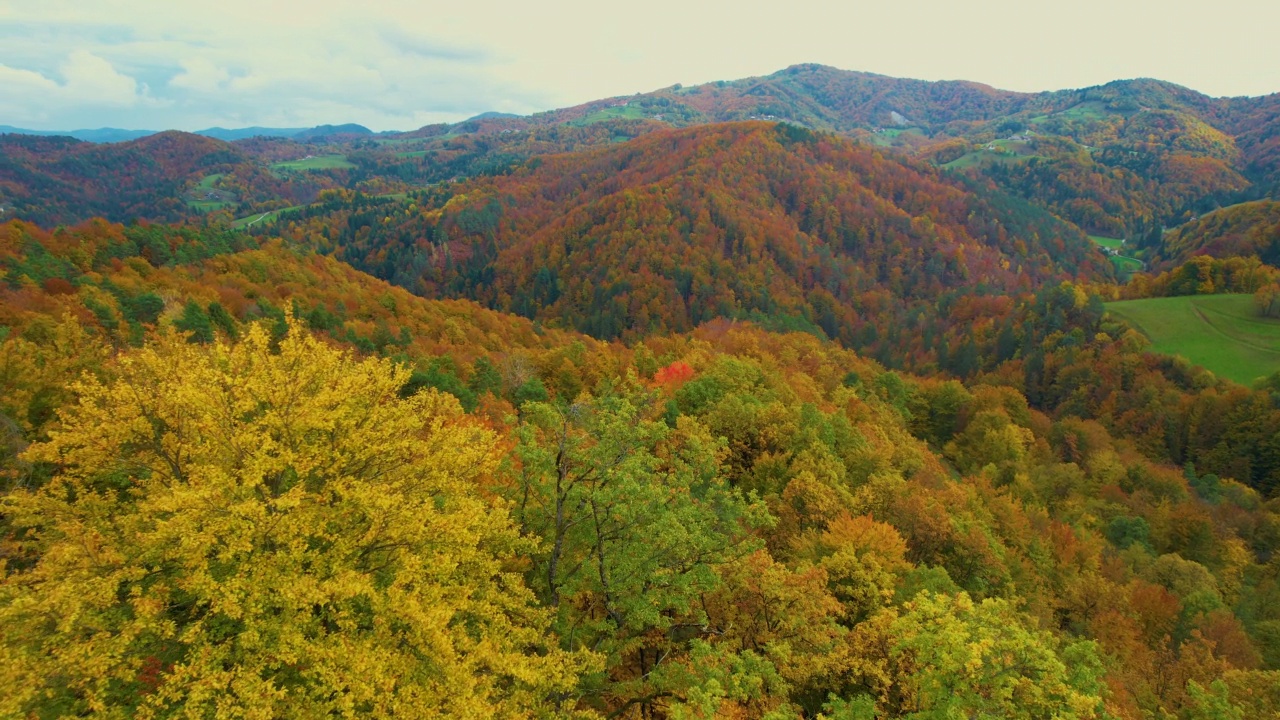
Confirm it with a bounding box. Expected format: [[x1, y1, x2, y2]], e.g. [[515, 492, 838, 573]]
[[3, 64, 1280, 719]]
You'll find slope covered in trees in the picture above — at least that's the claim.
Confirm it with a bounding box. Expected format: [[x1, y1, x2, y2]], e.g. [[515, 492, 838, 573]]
[[401, 65, 1276, 237], [0, 132, 255, 225], [271, 122, 1108, 348], [501, 66, 1241, 137], [1153, 200, 1280, 268], [0, 252, 1277, 715], [4, 64, 1276, 250], [4, 216, 1280, 716]]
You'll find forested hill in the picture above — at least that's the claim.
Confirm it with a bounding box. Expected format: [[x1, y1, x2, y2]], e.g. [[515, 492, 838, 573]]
[[515, 64, 1277, 152], [0, 131, 358, 227], [421, 64, 1279, 237], [3, 65, 1276, 245], [270, 122, 1107, 345], [1153, 200, 1280, 268], [0, 132, 243, 225], [3, 217, 1280, 718]]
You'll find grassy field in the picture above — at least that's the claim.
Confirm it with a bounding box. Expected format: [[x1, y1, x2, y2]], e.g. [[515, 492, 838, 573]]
[[1112, 255, 1144, 274], [1105, 294, 1280, 385], [1087, 236, 1144, 276], [232, 193, 407, 229], [867, 127, 926, 148], [188, 201, 234, 212], [943, 151, 1040, 170], [1028, 102, 1112, 126], [184, 174, 234, 212], [271, 155, 356, 171], [196, 173, 224, 189], [942, 139, 1040, 170], [231, 206, 304, 228], [571, 105, 648, 126]]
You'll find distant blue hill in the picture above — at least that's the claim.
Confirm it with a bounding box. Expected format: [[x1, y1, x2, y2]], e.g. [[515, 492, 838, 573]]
[[292, 124, 374, 140], [0, 126, 157, 143], [464, 111, 521, 121], [194, 127, 309, 141], [0, 124, 385, 144]]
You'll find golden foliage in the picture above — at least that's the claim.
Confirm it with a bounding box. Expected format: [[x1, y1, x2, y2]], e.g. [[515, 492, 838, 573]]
[[1, 320, 590, 718]]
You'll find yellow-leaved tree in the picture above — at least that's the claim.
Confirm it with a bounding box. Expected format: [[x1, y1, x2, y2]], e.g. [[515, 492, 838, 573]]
[[0, 320, 591, 718]]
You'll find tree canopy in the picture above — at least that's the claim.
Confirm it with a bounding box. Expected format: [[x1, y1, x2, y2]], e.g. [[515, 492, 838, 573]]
[[0, 320, 589, 718]]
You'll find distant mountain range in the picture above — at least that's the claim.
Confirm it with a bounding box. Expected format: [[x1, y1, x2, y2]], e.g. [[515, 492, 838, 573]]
[[0, 114, 530, 144], [0, 123, 377, 143], [0, 126, 160, 143], [2, 63, 1277, 260]]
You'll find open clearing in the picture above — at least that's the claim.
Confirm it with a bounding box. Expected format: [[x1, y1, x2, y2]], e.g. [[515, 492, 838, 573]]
[[1111, 255, 1144, 275], [942, 138, 1041, 170], [271, 155, 356, 171], [1088, 236, 1144, 276], [185, 174, 234, 212], [188, 200, 234, 212], [571, 105, 649, 126], [1105, 294, 1280, 385], [196, 174, 224, 189], [231, 205, 304, 228]]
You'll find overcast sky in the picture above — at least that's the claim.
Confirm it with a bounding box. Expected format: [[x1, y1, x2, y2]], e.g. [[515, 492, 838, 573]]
[[2, 0, 1277, 132]]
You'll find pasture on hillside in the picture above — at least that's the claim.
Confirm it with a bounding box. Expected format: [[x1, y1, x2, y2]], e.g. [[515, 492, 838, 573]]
[[941, 138, 1041, 170], [271, 155, 357, 172], [1105, 294, 1280, 386], [571, 105, 649, 125], [231, 206, 304, 228], [184, 173, 235, 212], [1089, 235, 1144, 276]]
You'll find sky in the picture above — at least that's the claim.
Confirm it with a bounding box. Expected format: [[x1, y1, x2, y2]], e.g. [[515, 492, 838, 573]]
[[1, 0, 1278, 132]]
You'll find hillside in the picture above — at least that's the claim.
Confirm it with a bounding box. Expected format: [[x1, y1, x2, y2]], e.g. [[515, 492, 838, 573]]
[[501, 66, 1237, 136], [1154, 200, 1280, 267], [265, 122, 1108, 346], [4, 216, 1280, 718], [399, 65, 1276, 237], [3, 65, 1277, 246], [0, 131, 369, 226], [0, 132, 248, 225], [0, 219, 582, 362]]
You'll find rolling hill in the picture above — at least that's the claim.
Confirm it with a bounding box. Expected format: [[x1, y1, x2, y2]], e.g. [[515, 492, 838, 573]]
[[0, 132, 247, 225], [1153, 200, 1280, 268], [393, 64, 1278, 237], [0, 131, 362, 226], [265, 122, 1109, 346], [3, 64, 1277, 247]]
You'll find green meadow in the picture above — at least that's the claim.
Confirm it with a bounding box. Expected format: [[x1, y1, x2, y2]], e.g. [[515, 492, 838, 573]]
[[231, 206, 303, 229], [1088, 236, 1144, 276], [1105, 294, 1280, 385], [271, 155, 357, 171], [941, 138, 1041, 169], [570, 104, 649, 125], [184, 174, 234, 212]]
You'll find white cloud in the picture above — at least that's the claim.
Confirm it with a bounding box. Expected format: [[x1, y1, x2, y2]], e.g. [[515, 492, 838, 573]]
[[169, 57, 230, 93], [61, 50, 141, 106], [0, 50, 152, 126], [0, 63, 58, 94]]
